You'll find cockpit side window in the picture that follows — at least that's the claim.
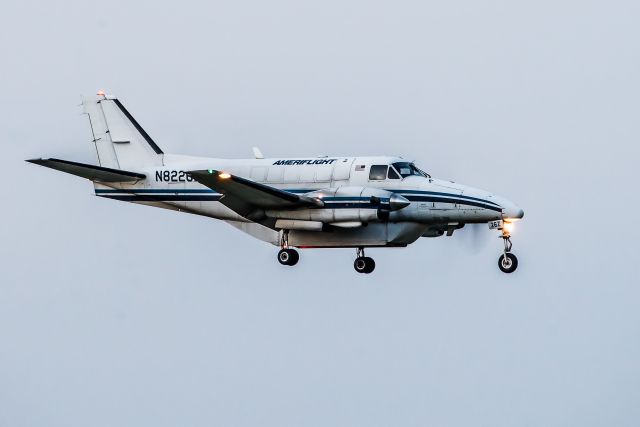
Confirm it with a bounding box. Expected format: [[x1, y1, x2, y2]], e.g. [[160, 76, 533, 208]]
[[387, 166, 400, 179], [369, 165, 387, 180], [392, 162, 429, 178]]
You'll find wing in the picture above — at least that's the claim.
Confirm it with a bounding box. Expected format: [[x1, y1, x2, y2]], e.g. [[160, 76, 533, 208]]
[[188, 169, 322, 218], [26, 158, 145, 182]]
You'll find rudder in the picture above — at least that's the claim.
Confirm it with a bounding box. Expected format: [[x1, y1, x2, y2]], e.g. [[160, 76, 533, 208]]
[[83, 93, 164, 170]]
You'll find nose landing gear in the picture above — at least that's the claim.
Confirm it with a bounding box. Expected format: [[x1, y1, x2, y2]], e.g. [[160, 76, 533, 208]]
[[277, 230, 299, 266], [498, 228, 518, 273], [354, 247, 375, 274]]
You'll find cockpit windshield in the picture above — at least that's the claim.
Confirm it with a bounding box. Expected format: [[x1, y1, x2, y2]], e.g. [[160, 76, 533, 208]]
[[391, 162, 430, 179]]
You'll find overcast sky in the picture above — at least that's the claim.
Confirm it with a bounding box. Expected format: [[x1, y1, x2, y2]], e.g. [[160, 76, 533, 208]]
[[1, 0, 639, 426]]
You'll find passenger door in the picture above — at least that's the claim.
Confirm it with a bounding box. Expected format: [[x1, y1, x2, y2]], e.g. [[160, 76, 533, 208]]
[[266, 166, 284, 184], [332, 158, 354, 184], [250, 166, 267, 182]]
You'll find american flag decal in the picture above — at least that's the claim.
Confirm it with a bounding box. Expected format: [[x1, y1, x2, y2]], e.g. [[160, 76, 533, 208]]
[[355, 165, 365, 171]]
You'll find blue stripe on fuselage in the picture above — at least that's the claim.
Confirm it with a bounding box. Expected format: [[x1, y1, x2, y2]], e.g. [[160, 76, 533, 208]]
[[390, 190, 500, 207], [95, 188, 501, 211], [402, 195, 501, 211], [95, 189, 218, 194], [285, 188, 500, 207], [99, 195, 222, 202]]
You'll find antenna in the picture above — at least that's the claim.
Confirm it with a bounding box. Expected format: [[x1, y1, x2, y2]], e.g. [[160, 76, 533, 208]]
[[252, 147, 264, 159]]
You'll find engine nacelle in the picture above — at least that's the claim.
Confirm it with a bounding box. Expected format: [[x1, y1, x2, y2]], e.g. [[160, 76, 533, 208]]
[[265, 187, 410, 225]]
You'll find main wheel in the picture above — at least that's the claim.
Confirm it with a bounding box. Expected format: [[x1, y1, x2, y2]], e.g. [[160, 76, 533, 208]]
[[363, 257, 375, 273], [288, 249, 299, 266], [278, 248, 299, 266], [354, 257, 367, 273], [354, 256, 375, 274], [498, 252, 518, 273]]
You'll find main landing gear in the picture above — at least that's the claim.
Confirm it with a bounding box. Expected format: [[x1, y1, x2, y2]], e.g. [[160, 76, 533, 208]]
[[498, 227, 518, 274], [354, 247, 375, 274], [277, 230, 299, 266], [278, 248, 299, 266]]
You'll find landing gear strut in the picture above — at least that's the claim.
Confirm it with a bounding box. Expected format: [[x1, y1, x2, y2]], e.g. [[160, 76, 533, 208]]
[[354, 247, 375, 274], [277, 230, 299, 266], [498, 227, 518, 273]]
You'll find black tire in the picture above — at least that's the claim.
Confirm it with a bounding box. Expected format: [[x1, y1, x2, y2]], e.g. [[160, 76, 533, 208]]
[[354, 257, 368, 273], [498, 253, 518, 273], [288, 249, 299, 266], [354, 256, 375, 273], [278, 249, 299, 266], [363, 257, 375, 274]]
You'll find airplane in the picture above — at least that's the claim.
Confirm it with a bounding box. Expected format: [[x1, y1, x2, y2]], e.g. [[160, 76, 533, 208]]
[[27, 92, 524, 274]]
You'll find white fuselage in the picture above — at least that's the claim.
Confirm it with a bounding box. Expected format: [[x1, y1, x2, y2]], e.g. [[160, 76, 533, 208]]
[[94, 154, 523, 248]]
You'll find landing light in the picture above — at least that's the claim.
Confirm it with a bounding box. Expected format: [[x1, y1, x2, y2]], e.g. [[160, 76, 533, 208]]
[[503, 222, 515, 233], [219, 172, 231, 179]]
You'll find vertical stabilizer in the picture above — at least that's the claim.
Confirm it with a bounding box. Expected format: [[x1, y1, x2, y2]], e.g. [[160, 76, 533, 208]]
[[82, 93, 164, 170]]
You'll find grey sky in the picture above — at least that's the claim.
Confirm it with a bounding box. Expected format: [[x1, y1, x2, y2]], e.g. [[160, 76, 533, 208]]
[[1, 0, 639, 426]]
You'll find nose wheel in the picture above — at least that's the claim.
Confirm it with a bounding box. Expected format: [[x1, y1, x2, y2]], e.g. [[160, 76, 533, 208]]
[[497, 230, 518, 273], [498, 251, 518, 273], [354, 247, 375, 274], [277, 230, 299, 266]]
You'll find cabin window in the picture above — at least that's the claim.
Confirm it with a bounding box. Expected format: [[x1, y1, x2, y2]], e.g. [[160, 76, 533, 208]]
[[369, 165, 387, 180], [387, 166, 401, 179]]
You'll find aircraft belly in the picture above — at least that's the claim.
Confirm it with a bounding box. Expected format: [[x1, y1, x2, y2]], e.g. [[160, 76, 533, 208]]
[[128, 200, 183, 212], [226, 221, 279, 245], [387, 222, 431, 245], [266, 208, 379, 224], [287, 222, 429, 248], [197, 201, 249, 221], [289, 224, 386, 247]]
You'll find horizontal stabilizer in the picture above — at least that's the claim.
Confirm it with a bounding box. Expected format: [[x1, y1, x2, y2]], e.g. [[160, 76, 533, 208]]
[[26, 158, 146, 182], [188, 169, 321, 218]]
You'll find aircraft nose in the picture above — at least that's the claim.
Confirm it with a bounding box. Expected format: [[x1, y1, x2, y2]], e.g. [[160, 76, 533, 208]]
[[502, 204, 524, 220]]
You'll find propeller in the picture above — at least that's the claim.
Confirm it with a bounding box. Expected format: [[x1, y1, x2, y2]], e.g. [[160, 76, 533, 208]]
[[456, 223, 491, 254]]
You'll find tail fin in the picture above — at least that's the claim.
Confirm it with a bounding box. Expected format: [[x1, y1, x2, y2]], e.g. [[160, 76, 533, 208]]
[[82, 93, 164, 170]]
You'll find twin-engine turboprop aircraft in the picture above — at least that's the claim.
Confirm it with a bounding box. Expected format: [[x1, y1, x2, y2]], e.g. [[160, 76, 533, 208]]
[[28, 93, 524, 274]]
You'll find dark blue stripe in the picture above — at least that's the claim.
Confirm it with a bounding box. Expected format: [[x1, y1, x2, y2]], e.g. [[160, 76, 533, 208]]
[[284, 188, 500, 207], [95, 189, 217, 194], [404, 195, 502, 211], [286, 189, 313, 193], [99, 195, 221, 202], [112, 99, 164, 154], [95, 188, 497, 206], [98, 194, 499, 210], [324, 196, 380, 201], [321, 202, 380, 209], [391, 190, 500, 206], [322, 197, 500, 211], [95, 189, 501, 210]]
